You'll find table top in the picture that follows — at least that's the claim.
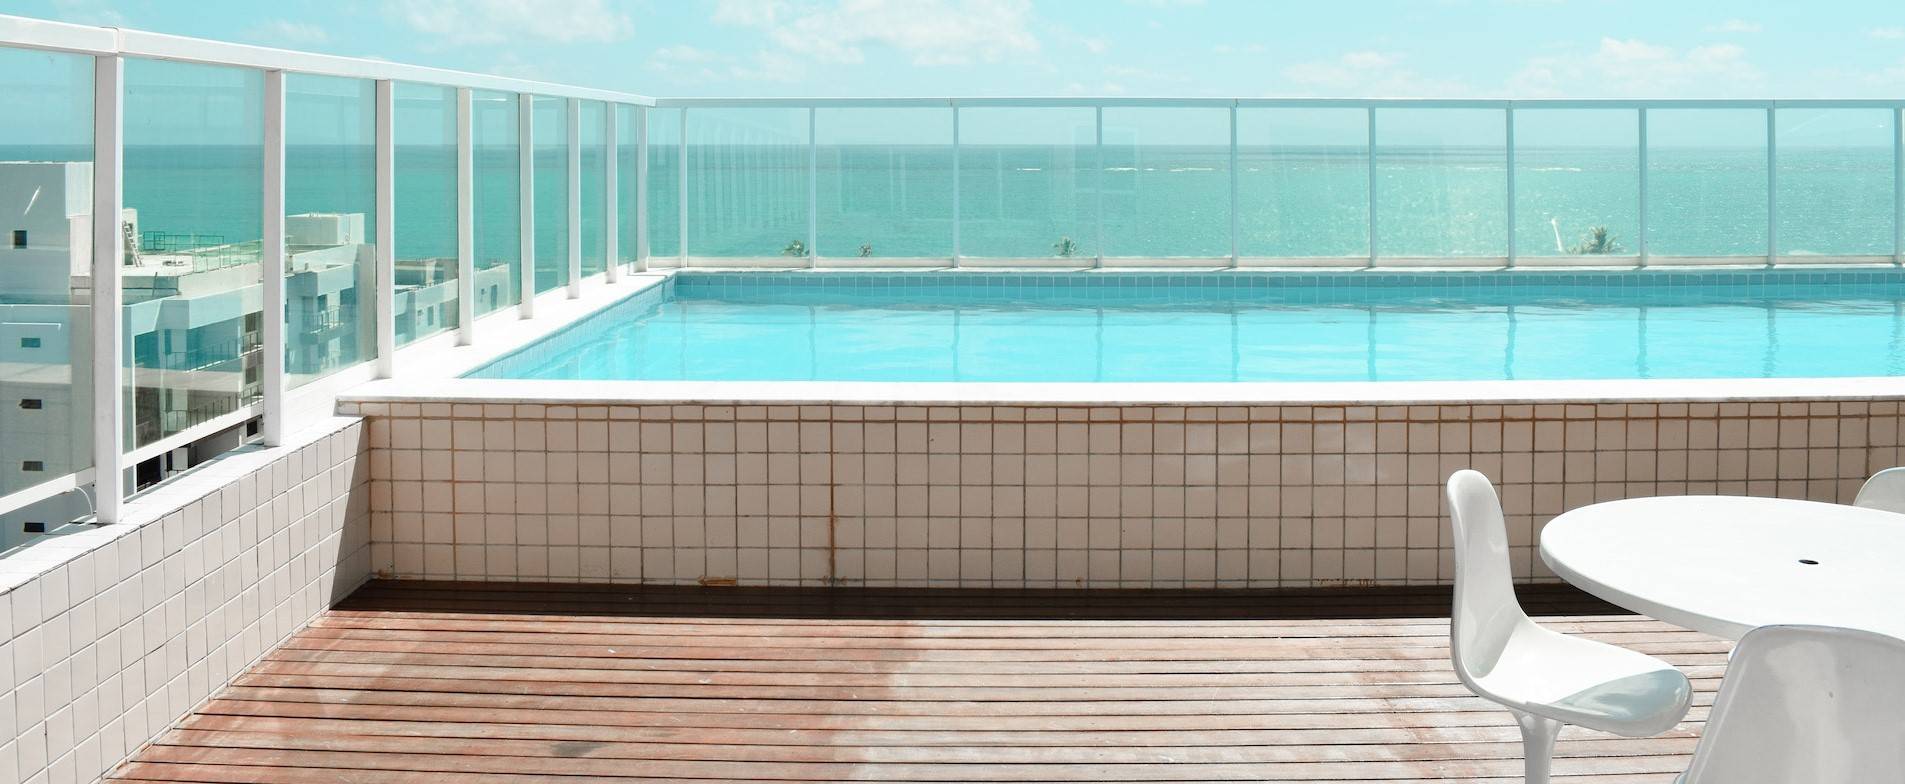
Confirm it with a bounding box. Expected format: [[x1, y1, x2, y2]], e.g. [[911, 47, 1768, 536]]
[[1540, 496, 1905, 641]]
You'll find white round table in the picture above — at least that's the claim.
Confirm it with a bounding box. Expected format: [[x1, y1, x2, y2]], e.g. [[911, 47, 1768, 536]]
[[1541, 496, 1905, 640]]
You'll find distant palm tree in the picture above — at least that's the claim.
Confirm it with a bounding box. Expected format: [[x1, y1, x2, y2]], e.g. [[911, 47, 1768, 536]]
[[1053, 236, 1079, 258], [782, 239, 807, 257], [1569, 226, 1623, 255], [858, 244, 874, 258]]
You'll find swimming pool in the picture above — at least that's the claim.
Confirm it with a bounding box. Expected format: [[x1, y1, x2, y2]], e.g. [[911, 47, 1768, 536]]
[[468, 270, 1905, 383]]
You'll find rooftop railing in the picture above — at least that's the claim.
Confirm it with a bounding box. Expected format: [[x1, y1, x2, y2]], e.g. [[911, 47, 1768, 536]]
[[2, 13, 1904, 533]]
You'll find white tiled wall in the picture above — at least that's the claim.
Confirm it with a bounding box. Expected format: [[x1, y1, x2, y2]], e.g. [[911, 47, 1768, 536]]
[[350, 399, 1900, 588], [0, 417, 371, 784]]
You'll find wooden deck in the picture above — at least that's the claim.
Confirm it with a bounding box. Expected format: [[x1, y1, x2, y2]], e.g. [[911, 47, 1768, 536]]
[[109, 580, 1728, 783]]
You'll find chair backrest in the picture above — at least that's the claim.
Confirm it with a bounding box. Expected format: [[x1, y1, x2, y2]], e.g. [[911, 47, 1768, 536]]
[[1681, 625, 1905, 784], [1444, 470, 1529, 685], [1853, 466, 1905, 514]]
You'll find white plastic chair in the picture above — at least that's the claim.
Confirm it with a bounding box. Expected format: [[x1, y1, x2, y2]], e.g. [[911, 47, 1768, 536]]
[[1852, 466, 1905, 514], [1446, 470, 1693, 784], [1678, 625, 1905, 783]]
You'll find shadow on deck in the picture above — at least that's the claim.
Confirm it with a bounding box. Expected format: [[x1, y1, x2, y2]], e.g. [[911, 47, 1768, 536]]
[[108, 580, 1728, 783]]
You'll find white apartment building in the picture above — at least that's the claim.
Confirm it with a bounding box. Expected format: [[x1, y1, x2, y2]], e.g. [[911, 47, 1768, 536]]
[[1, 160, 495, 549]]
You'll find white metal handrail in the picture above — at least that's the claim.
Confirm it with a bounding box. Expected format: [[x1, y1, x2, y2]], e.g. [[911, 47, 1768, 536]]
[[0, 14, 654, 105], [0, 13, 649, 523]]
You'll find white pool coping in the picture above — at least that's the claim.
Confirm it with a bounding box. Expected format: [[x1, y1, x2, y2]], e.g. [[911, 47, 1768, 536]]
[[339, 267, 1905, 408], [342, 376, 1905, 407]]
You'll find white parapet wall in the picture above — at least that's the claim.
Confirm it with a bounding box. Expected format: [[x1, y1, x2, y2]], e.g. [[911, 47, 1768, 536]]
[[0, 416, 371, 783], [338, 388, 1900, 588]]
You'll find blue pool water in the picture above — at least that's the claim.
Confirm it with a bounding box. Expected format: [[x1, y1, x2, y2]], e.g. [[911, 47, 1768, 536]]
[[470, 270, 1905, 383]]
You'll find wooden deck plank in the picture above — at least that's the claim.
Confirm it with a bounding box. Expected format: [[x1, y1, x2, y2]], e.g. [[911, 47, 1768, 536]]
[[107, 580, 1722, 783]]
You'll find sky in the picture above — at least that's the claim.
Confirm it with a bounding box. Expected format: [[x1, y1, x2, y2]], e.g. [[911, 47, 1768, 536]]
[[5, 0, 1905, 100]]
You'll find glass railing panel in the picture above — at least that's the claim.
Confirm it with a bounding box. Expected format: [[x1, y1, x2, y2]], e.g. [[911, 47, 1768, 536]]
[[284, 74, 376, 386], [1237, 108, 1369, 258], [1514, 109, 1639, 260], [1375, 108, 1507, 258], [472, 90, 520, 315], [0, 45, 93, 503], [1646, 109, 1768, 258], [579, 100, 606, 278], [393, 83, 458, 346], [532, 96, 569, 292], [123, 58, 263, 448], [815, 107, 952, 260], [686, 108, 809, 258], [616, 104, 639, 272], [647, 107, 681, 259], [957, 107, 1097, 260], [1101, 107, 1229, 258], [1775, 108, 1894, 258]]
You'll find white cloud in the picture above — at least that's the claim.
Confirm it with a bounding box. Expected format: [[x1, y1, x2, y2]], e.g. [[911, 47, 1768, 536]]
[[486, 51, 548, 80], [1706, 19, 1762, 34], [50, 0, 124, 26], [713, 0, 789, 27], [244, 20, 331, 46], [1871, 27, 1905, 40], [1510, 38, 1761, 97], [1803, 57, 1905, 97], [1082, 37, 1110, 55], [1280, 50, 1466, 96], [714, 0, 1040, 67], [646, 44, 804, 84], [652, 45, 724, 67], [389, 0, 634, 47]]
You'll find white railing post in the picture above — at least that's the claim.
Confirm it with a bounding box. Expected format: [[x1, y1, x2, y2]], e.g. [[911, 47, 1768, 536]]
[[1766, 106, 1777, 267], [951, 103, 961, 268], [807, 106, 818, 267], [635, 106, 649, 272], [605, 103, 619, 283], [1367, 106, 1378, 266], [1094, 105, 1104, 268], [566, 97, 581, 297], [518, 93, 535, 317], [679, 108, 689, 265], [455, 87, 475, 345], [91, 54, 124, 522], [373, 79, 395, 377], [1638, 108, 1649, 267], [261, 70, 286, 445], [1505, 106, 1517, 268], [1229, 103, 1239, 268]]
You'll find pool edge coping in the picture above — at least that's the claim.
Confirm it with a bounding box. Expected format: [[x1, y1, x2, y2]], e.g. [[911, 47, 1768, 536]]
[[340, 375, 1905, 408]]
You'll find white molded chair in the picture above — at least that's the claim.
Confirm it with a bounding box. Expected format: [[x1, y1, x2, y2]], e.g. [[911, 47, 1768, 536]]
[[1852, 466, 1905, 514], [1446, 470, 1693, 784], [1679, 625, 1905, 784]]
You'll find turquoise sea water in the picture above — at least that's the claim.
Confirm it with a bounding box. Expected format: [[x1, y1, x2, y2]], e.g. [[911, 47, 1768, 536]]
[[5, 143, 1893, 266], [471, 271, 1905, 383]]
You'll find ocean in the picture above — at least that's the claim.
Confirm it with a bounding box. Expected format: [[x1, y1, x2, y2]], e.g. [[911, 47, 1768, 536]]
[[5, 144, 1896, 265]]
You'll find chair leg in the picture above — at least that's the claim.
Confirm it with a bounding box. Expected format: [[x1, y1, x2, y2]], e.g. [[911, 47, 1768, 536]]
[[1512, 710, 1563, 784]]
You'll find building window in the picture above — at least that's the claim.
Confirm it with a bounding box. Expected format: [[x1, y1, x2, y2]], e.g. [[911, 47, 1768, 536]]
[[19, 399, 42, 410], [21, 460, 44, 472], [10, 230, 24, 248], [19, 337, 40, 349]]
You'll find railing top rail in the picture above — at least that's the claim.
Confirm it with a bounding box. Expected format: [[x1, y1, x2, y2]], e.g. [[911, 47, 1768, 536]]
[[0, 13, 655, 105], [653, 97, 1905, 110]]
